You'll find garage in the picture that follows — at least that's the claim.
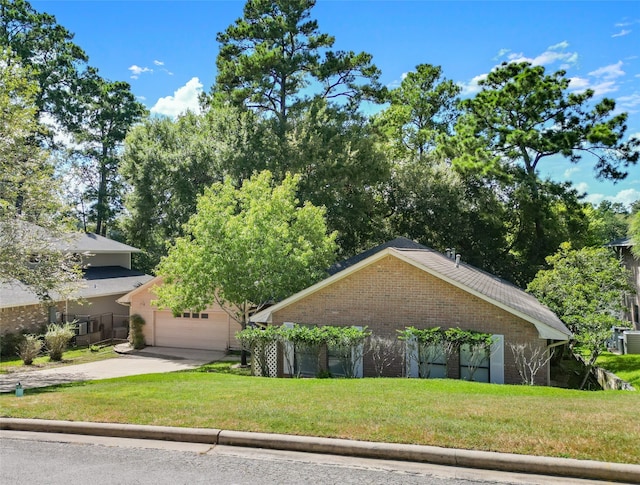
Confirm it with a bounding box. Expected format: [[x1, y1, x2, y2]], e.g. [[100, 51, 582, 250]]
[[153, 310, 238, 351]]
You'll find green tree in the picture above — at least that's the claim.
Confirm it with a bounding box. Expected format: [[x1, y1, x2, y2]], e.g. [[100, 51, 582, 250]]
[[630, 212, 640, 260], [583, 201, 630, 247], [376, 64, 460, 159], [68, 71, 147, 236], [447, 62, 638, 283], [120, 107, 266, 272], [155, 171, 337, 365], [0, 48, 81, 302], [528, 243, 633, 389], [0, 0, 87, 130], [287, 101, 390, 256], [214, 0, 381, 138]]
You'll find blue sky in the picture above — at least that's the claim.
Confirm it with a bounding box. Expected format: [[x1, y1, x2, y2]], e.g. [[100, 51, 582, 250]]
[[32, 0, 640, 207]]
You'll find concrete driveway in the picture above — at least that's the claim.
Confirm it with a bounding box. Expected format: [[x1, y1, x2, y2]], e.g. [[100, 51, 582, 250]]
[[0, 346, 225, 393]]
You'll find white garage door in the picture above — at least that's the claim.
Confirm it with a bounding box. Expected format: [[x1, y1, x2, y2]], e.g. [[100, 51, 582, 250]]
[[154, 311, 231, 350]]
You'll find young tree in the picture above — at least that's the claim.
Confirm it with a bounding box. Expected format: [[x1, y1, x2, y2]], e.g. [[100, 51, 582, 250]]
[[155, 171, 337, 365], [447, 62, 638, 284], [528, 243, 634, 389]]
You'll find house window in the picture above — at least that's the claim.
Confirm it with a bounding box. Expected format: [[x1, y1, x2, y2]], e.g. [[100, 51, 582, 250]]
[[405, 340, 446, 379], [295, 346, 318, 377], [192, 313, 200, 319], [459, 343, 490, 382], [201, 313, 209, 319], [182, 312, 189, 318]]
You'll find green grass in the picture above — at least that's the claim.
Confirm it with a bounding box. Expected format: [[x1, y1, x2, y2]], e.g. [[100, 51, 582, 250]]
[[596, 352, 640, 388], [0, 345, 118, 373], [1, 363, 638, 464]]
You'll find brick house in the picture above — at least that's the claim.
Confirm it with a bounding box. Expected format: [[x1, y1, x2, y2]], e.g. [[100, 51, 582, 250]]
[[250, 238, 571, 385]]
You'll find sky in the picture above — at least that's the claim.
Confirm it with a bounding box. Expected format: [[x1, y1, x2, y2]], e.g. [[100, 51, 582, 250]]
[[31, 0, 640, 208]]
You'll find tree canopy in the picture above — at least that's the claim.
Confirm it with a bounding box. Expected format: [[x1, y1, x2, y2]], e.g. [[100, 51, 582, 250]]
[[527, 243, 633, 388], [155, 170, 337, 365], [214, 0, 382, 131]]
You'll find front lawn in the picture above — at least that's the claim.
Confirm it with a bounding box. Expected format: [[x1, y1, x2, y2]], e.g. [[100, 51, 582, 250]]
[[1, 365, 638, 464], [0, 345, 118, 373], [596, 352, 640, 388]]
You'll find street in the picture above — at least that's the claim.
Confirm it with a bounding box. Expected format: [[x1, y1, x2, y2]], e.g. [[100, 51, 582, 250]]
[[0, 431, 604, 485]]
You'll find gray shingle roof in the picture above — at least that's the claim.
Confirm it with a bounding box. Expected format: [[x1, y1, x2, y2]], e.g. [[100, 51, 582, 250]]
[[3, 221, 141, 253], [606, 237, 633, 248], [0, 267, 153, 308], [393, 248, 570, 338]]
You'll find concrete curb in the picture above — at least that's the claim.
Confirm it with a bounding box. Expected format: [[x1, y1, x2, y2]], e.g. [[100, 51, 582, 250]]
[[1, 418, 638, 483]]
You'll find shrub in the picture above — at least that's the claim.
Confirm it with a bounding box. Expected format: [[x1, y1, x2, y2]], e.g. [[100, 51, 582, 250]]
[[17, 335, 43, 365], [128, 314, 146, 349], [45, 322, 75, 361], [1, 332, 26, 358]]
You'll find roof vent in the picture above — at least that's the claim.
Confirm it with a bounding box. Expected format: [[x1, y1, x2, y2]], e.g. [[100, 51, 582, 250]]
[[455, 254, 461, 268]]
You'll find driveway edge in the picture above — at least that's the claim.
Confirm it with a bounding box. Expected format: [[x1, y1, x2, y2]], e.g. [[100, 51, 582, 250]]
[[1, 418, 638, 483]]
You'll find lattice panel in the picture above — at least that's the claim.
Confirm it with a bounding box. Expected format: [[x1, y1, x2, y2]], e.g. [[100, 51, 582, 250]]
[[252, 342, 278, 377]]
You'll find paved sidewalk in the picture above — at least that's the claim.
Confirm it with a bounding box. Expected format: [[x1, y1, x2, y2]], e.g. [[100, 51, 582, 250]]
[[1, 418, 638, 484], [0, 346, 224, 393]]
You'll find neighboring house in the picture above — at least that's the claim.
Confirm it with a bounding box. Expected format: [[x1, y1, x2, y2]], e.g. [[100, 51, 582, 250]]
[[250, 238, 571, 385], [607, 237, 640, 330], [117, 276, 242, 352], [0, 229, 153, 344]]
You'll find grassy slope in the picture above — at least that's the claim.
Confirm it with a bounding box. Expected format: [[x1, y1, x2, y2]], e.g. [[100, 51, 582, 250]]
[[596, 352, 640, 388], [1, 368, 638, 464]]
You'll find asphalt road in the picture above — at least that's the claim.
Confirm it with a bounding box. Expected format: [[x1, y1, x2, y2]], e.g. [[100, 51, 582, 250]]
[[0, 431, 604, 485]]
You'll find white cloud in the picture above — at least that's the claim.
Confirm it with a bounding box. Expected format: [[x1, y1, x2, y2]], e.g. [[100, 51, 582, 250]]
[[568, 77, 590, 90], [589, 81, 619, 97], [548, 41, 569, 50], [583, 192, 605, 206], [609, 189, 640, 207], [493, 48, 510, 60], [588, 61, 625, 79], [506, 48, 578, 68], [137, 95, 147, 101], [458, 73, 488, 96], [128, 64, 152, 79], [612, 29, 631, 38], [578, 183, 640, 209], [150, 77, 203, 118], [153, 60, 164, 66], [574, 182, 590, 194], [617, 94, 640, 111], [564, 167, 580, 178]]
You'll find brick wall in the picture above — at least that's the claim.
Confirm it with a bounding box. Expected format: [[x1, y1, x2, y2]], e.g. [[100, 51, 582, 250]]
[[271, 255, 549, 385], [0, 301, 65, 337]]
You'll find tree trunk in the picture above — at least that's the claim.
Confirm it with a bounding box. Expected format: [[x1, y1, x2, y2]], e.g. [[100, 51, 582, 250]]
[[579, 353, 598, 390]]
